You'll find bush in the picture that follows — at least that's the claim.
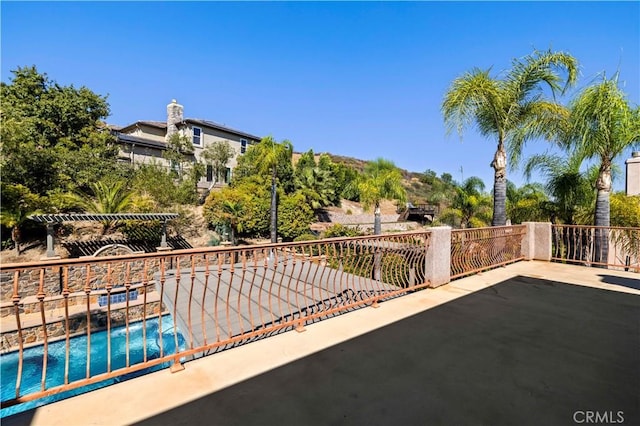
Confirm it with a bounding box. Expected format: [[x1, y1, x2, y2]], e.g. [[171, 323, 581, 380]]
[[322, 224, 363, 238], [293, 233, 318, 242], [278, 192, 316, 241]]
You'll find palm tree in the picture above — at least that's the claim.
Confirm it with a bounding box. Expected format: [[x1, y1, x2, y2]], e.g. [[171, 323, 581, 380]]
[[294, 166, 337, 211], [438, 177, 492, 229], [222, 199, 245, 246], [524, 152, 594, 225], [357, 158, 406, 235], [524, 151, 596, 262], [251, 137, 294, 243], [70, 180, 134, 234], [442, 49, 578, 226], [506, 181, 550, 224], [0, 183, 44, 255], [562, 73, 640, 264]]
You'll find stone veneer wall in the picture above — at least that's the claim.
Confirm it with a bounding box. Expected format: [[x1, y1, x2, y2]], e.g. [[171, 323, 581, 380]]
[[0, 258, 163, 316], [1, 301, 163, 352]]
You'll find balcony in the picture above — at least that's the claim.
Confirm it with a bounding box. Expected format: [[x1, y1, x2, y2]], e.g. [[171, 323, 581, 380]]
[[1, 224, 638, 425]]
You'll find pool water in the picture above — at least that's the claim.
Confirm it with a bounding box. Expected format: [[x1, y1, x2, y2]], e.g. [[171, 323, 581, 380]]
[[1, 315, 186, 418]]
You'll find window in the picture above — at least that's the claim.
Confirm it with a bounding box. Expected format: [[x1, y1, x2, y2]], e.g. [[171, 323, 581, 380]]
[[192, 127, 202, 146], [206, 165, 214, 182], [240, 139, 247, 154]]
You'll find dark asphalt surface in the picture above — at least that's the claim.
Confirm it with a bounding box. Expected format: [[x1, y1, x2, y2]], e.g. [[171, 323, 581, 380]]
[[133, 275, 640, 426]]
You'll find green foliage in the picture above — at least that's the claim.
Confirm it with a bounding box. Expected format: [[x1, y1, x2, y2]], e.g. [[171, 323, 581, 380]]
[[506, 182, 550, 224], [233, 136, 294, 193], [1, 66, 121, 198], [442, 49, 579, 226], [293, 233, 318, 242], [294, 152, 337, 210], [277, 191, 316, 241], [436, 177, 492, 228], [1, 66, 110, 147], [420, 169, 437, 185], [562, 73, 640, 227], [163, 133, 195, 180], [201, 140, 234, 183], [203, 183, 271, 240], [524, 152, 594, 224], [66, 180, 135, 234], [0, 183, 48, 253], [131, 163, 178, 208], [610, 193, 640, 227], [358, 158, 407, 211], [322, 224, 363, 238]]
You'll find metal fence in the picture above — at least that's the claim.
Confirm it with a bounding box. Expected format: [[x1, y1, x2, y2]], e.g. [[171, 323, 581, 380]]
[[0, 231, 432, 409], [450, 225, 526, 279], [551, 225, 640, 272]]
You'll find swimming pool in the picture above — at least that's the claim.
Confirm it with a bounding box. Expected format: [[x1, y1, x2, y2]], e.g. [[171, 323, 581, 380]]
[[1, 315, 186, 418]]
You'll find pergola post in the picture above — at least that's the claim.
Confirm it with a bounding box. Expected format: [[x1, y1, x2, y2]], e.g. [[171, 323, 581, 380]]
[[160, 220, 168, 248], [45, 223, 58, 259]]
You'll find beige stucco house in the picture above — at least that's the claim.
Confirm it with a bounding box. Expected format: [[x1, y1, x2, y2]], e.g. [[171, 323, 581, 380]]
[[113, 100, 261, 190]]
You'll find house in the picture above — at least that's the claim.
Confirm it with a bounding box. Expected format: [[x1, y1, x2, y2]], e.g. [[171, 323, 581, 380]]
[[113, 100, 262, 190]]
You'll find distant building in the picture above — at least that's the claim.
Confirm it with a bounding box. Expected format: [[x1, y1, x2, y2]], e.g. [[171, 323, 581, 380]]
[[112, 100, 261, 190], [626, 151, 640, 196]]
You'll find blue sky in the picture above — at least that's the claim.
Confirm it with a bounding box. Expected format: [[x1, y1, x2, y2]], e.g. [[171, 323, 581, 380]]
[[2, 1, 639, 191]]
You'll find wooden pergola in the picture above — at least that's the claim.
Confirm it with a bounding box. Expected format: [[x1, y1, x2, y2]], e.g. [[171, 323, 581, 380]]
[[28, 213, 179, 258]]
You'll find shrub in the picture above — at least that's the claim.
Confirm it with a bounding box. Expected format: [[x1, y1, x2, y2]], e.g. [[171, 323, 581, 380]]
[[322, 224, 363, 238]]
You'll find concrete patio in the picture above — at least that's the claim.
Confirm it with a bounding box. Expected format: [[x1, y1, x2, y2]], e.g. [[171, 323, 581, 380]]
[[4, 261, 639, 426]]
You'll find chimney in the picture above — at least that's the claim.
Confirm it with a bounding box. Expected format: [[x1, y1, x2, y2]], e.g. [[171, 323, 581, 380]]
[[166, 99, 184, 142], [626, 151, 640, 196]]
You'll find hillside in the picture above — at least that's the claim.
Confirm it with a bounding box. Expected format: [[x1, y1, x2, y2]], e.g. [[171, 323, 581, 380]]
[[2, 154, 438, 264]]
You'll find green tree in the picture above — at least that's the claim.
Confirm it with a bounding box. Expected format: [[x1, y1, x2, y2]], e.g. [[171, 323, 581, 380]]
[[235, 136, 294, 243], [201, 140, 234, 184], [357, 158, 407, 234], [506, 182, 550, 224], [68, 180, 134, 234], [420, 169, 438, 185], [1, 66, 119, 196], [442, 49, 578, 226], [524, 152, 594, 225], [294, 151, 338, 211], [0, 183, 46, 255], [562, 73, 640, 264], [438, 177, 492, 228], [163, 133, 195, 181], [277, 192, 316, 241], [319, 155, 359, 203]]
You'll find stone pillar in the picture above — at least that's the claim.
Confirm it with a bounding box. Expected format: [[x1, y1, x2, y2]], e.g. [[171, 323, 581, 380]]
[[522, 222, 552, 261], [166, 99, 184, 142], [625, 151, 640, 196], [425, 226, 451, 288]]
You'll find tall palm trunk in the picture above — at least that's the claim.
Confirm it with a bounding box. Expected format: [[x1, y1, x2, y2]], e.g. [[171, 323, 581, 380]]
[[491, 142, 508, 226], [593, 164, 611, 266], [270, 167, 278, 243]]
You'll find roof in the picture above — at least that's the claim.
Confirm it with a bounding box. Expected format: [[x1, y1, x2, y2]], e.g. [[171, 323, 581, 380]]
[[28, 213, 179, 223], [116, 119, 261, 142], [118, 121, 167, 132], [181, 119, 261, 141], [115, 132, 167, 150]]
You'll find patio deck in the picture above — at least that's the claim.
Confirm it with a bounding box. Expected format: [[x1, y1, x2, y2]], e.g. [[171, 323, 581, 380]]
[[4, 261, 639, 426]]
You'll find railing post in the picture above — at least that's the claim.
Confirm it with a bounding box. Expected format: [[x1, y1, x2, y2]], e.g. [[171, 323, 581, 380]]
[[425, 226, 451, 288], [523, 222, 552, 261]]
